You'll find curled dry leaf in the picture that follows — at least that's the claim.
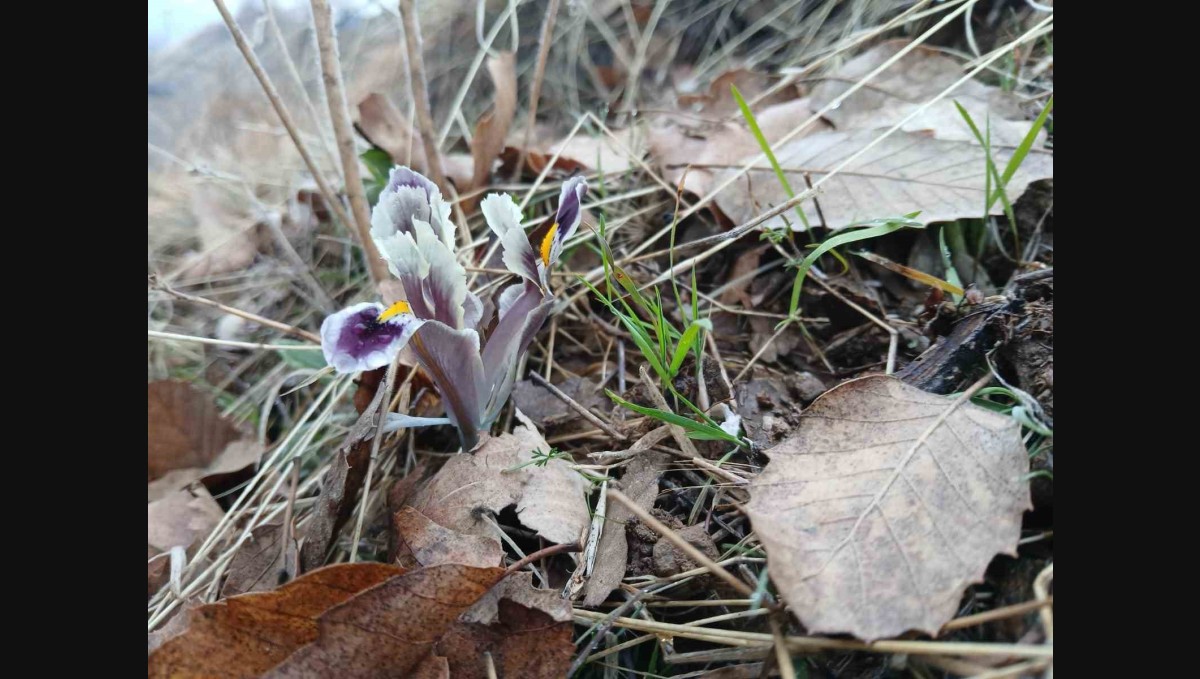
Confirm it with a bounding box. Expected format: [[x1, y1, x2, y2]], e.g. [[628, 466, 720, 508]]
[[409, 423, 590, 548], [394, 506, 504, 569], [746, 375, 1030, 641], [149, 563, 403, 677], [148, 380, 264, 501]]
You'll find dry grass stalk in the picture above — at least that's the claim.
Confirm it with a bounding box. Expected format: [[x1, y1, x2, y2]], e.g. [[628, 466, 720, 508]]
[[210, 0, 356, 240], [398, 0, 449, 193], [309, 0, 388, 288]]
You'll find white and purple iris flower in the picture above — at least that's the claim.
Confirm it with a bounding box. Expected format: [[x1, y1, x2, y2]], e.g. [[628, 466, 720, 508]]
[[320, 167, 588, 451]]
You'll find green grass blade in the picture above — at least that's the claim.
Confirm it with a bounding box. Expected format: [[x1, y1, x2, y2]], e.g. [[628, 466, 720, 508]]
[[670, 319, 713, 375], [787, 215, 924, 317], [731, 84, 810, 234], [606, 390, 742, 444], [999, 95, 1053, 188]]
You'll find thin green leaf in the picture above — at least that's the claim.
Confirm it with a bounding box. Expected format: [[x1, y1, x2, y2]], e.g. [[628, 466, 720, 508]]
[[606, 390, 742, 444], [999, 95, 1053, 187], [788, 215, 924, 317], [670, 319, 713, 375]]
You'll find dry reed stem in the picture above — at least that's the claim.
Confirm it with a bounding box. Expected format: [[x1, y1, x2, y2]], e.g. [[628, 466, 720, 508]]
[[309, 0, 388, 288], [398, 0, 450, 193], [572, 610, 1055, 659], [514, 0, 562, 180], [211, 0, 357, 238]]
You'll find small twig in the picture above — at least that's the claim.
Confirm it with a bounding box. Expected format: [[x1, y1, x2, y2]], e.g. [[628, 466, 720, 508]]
[[769, 615, 797, 679], [398, 0, 449, 192], [513, 0, 562, 180], [210, 0, 356, 235], [309, 0, 388, 288], [529, 371, 627, 441], [608, 488, 754, 598], [262, 0, 339, 171], [151, 276, 321, 343], [504, 541, 581, 576]]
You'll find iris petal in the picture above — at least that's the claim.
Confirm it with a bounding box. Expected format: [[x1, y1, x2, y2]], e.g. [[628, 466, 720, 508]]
[[320, 302, 422, 374]]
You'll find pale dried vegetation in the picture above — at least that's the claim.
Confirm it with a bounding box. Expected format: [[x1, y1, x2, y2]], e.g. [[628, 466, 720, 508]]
[[149, 1, 1054, 676]]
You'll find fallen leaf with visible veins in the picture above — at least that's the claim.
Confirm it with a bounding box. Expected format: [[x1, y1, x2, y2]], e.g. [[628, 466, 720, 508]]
[[746, 375, 1030, 640], [149, 563, 403, 677], [263, 564, 506, 677]]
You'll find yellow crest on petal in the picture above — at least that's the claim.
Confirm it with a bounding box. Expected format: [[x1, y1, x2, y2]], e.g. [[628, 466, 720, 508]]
[[540, 223, 558, 266], [377, 299, 412, 322]]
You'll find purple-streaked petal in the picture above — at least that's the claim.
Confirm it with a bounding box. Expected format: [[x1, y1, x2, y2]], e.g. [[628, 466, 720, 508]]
[[547, 176, 588, 266], [320, 302, 422, 374], [463, 291, 484, 331], [371, 166, 457, 276], [481, 193, 541, 286], [480, 283, 553, 424], [413, 218, 469, 328], [410, 322, 487, 451]]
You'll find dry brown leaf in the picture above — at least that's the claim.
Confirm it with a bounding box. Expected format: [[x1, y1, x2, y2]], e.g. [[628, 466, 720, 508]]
[[468, 52, 517, 199], [676, 68, 796, 116], [650, 41, 1051, 231], [462, 571, 572, 625], [650, 98, 830, 202], [581, 451, 670, 606], [809, 40, 1035, 146], [263, 564, 506, 677], [221, 523, 299, 597], [148, 563, 403, 677], [148, 380, 254, 481], [712, 124, 1052, 231], [357, 93, 474, 190], [437, 599, 574, 679], [394, 506, 504, 569], [409, 423, 589, 548], [148, 486, 225, 559], [299, 383, 390, 572], [357, 93, 422, 169], [746, 375, 1030, 640], [500, 126, 644, 180]]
